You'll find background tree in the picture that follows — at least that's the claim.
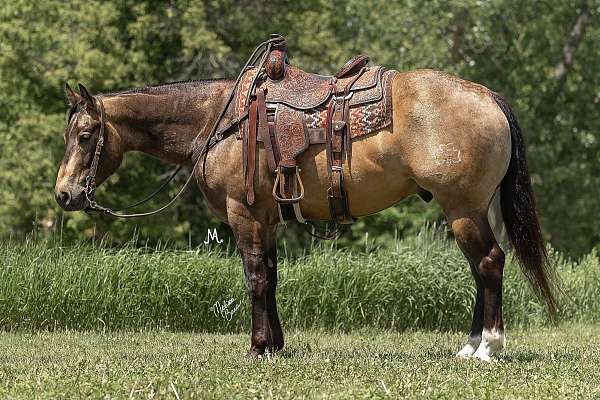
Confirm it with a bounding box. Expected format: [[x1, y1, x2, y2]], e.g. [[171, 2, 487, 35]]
[[0, 0, 598, 256]]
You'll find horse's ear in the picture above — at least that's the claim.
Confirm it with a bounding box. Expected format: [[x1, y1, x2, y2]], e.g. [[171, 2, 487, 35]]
[[77, 83, 96, 111], [65, 83, 80, 106]]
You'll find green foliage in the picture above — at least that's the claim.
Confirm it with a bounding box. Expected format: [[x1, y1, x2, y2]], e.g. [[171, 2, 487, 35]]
[[2, 228, 599, 332], [0, 1, 598, 254]]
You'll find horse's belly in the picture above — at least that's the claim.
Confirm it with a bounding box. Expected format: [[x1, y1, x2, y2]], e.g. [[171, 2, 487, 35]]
[[296, 128, 416, 220]]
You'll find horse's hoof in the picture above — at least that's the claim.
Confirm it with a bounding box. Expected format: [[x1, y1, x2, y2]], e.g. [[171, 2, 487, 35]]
[[472, 351, 492, 362], [246, 348, 265, 359], [471, 329, 505, 362], [456, 336, 481, 358], [456, 345, 475, 358]]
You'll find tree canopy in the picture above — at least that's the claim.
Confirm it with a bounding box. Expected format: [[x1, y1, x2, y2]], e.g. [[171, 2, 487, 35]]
[[1, 0, 598, 256]]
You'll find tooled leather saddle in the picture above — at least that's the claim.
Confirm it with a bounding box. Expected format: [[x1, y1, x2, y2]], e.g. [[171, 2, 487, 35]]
[[235, 35, 397, 225]]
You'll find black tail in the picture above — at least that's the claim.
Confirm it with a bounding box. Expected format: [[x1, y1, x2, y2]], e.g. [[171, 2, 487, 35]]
[[492, 93, 557, 314]]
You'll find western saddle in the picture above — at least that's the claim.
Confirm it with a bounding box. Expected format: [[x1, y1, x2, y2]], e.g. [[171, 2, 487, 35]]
[[235, 35, 396, 227]]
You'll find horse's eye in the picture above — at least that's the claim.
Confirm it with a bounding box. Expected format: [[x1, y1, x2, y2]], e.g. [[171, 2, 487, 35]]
[[79, 132, 91, 142]]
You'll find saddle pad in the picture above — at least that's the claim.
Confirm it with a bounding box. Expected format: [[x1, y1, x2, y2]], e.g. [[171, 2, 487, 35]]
[[304, 69, 397, 139]]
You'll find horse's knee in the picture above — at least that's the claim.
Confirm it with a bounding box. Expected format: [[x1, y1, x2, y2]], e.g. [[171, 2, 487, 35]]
[[244, 251, 268, 298], [477, 246, 505, 288], [247, 273, 268, 297]]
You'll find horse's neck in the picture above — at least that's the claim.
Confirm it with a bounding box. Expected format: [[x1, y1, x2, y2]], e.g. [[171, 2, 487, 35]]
[[102, 80, 234, 165]]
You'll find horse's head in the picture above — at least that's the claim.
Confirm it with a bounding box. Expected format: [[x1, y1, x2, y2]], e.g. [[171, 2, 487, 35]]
[[55, 83, 123, 211]]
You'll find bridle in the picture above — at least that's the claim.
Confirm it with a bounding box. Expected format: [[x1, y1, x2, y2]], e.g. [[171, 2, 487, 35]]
[[76, 35, 285, 218], [80, 96, 191, 218], [82, 98, 106, 211]]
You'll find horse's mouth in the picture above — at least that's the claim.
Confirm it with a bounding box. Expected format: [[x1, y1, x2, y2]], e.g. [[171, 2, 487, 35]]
[[55, 182, 89, 212], [82, 200, 95, 214], [58, 200, 89, 212]]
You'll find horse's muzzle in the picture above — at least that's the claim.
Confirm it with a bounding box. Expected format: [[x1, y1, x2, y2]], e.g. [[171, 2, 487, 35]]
[[55, 183, 88, 211]]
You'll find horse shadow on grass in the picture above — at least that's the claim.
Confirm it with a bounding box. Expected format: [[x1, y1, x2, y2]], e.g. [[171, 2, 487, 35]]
[[277, 344, 453, 361], [278, 345, 580, 364], [500, 348, 581, 363]]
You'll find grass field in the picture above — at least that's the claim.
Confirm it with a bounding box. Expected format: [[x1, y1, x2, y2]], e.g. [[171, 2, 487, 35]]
[[2, 229, 600, 332], [1, 231, 600, 398], [0, 324, 598, 399]]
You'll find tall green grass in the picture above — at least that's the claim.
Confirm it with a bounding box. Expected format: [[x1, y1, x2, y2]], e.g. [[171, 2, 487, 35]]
[[1, 227, 599, 332]]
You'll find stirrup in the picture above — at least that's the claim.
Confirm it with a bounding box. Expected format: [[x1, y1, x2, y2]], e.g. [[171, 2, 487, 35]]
[[277, 176, 306, 225], [272, 166, 304, 204]]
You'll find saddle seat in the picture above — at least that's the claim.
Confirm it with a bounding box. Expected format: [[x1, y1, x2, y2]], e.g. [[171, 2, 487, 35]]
[[260, 54, 372, 110], [235, 36, 396, 226]]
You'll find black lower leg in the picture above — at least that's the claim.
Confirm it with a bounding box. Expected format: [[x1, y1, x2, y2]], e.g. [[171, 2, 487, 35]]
[[479, 244, 505, 332], [242, 250, 272, 356], [469, 284, 484, 338], [265, 246, 284, 351]]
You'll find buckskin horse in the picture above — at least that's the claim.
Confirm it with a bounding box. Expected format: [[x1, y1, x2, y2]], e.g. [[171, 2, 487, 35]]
[[54, 36, 556, 361]]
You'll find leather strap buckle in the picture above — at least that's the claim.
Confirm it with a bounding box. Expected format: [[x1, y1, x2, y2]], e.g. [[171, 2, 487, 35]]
[[332, 121, 346, 131]]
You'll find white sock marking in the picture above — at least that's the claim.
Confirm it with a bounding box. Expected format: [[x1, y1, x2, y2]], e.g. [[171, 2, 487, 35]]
[[456, 334, 482, 358], [472, 328, 506, 362]]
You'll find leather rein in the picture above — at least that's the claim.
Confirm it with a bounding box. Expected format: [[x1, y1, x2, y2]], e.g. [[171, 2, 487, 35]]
[[80, 36, 283, 218]]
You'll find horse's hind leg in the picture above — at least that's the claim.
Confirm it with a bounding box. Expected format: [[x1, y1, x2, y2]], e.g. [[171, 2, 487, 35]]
[[456, 268, 484, 358], [450, 212, 506, 361]]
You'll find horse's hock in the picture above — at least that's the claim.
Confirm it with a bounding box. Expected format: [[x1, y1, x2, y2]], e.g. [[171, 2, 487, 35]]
[[235, 35, 397, 226]]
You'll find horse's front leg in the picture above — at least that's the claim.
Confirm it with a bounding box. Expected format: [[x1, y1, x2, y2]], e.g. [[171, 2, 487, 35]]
[[230, 210, 281, 357], [241, 247, 271, 357], [266, 243, 284, 351]]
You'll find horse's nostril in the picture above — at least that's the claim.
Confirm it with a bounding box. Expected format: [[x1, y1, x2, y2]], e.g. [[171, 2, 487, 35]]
[[59, 190, 71, 206]]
